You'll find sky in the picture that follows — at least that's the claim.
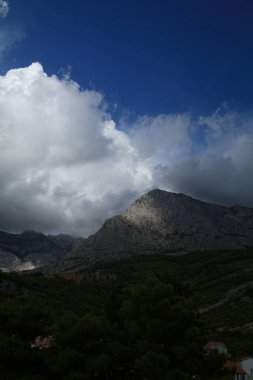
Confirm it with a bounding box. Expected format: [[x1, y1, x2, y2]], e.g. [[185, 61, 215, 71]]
[[0, 0, 253, 237]]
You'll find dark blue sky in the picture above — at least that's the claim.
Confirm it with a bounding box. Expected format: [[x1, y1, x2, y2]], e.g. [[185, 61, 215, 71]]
[[3, 0, 253, 118]]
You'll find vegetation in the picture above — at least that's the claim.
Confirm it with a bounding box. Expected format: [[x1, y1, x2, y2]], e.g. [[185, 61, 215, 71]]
[[1, 249, 253, 379]]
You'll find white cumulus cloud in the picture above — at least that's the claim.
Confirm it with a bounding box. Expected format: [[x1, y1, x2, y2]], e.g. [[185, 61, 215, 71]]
[[0, 63, 154, 236]]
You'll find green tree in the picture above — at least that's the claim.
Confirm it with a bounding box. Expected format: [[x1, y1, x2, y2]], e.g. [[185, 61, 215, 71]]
[[120, 276, 203, 378]]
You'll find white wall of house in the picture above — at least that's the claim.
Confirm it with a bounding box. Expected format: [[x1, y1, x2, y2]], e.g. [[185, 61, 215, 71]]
[[238, 358, 253, 380], [215, 344, 228, 354]]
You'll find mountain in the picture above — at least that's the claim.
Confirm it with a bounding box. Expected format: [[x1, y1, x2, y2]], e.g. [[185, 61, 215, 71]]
[[0, 230, 83, 272], [47, 189, 253, 274]]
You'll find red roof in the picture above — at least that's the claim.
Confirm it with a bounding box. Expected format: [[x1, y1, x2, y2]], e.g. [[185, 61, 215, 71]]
[[224, 361, 246, 374], [203, 341, 227, 352]]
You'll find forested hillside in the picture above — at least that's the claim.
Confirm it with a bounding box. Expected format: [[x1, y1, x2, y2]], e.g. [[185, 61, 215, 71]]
[[1, 249, 253, 379]]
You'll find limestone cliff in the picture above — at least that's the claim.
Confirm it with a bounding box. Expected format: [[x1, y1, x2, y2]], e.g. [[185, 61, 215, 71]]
[[47, 189, 253, 273]]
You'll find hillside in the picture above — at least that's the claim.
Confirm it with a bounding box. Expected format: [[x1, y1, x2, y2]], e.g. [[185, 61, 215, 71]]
[[1, 190, 253, 274], [81, 249, 253, 332], [48, 189, 253, 274], [1, 250, 253, 379], [0, 230, 83, 272]]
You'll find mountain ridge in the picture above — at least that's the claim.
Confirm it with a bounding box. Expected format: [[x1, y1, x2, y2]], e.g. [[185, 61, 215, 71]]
[[45, 189, 253, 274], [1, 189, 253, 273], [0, 230, 83, 272]]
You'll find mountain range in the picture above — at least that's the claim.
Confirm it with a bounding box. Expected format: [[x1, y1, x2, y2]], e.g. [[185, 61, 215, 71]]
[[0, 230, 83, 272], [1, 189, 253, 273]]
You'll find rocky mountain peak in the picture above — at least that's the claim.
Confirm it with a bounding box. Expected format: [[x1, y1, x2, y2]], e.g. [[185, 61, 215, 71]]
[[49, 190, 253, 274], [122, 189, 198, 229], [2, 190, 253, 274]]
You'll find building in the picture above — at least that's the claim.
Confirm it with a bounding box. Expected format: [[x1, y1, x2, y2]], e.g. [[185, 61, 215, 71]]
[[203, 341, 228, 354], [224, 360, 246, 380], [237, 358, 253, 380], [31, 335, 55, 349]]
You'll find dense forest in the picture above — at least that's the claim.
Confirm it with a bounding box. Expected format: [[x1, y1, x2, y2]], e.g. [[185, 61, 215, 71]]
[[1, 250, 253, 379]]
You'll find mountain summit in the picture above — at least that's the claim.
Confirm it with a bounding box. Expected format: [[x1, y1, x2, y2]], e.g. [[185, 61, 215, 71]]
[[49, 189, 253, 273]]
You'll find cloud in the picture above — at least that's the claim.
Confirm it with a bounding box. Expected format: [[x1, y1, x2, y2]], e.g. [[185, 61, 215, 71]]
[[0, 62, 252, 237], [154, 111, 253, 208], [0, 63, 153, 236], [125, 113, 191, 164], [0, 0, 8, 18], [0, 26, 24, 63]]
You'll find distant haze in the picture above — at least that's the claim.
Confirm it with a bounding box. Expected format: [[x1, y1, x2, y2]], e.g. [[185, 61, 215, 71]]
[[0, 64, 252, 237]]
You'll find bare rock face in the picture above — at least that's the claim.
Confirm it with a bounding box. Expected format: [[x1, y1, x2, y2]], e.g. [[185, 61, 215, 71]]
[[0, 230, 83, 272], [47, 189, 253, 274]]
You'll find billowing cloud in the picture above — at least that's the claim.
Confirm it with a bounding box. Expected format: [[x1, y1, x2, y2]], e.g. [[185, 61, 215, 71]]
[[0, 0, 8, 18], [0, 62, 252, 237], [0, 63, 153, 236]]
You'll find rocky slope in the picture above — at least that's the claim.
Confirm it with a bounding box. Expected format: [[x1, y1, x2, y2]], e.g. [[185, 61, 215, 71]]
[[0, 230, 83, 272], [46, 189, 253, 273]]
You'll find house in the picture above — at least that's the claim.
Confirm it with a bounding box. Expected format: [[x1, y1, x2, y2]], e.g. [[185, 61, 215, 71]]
[[237, 358, 253, 380], [203, 340, 228, 354], [224, 360, 246, 380], [31, 335, 55, 349]]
